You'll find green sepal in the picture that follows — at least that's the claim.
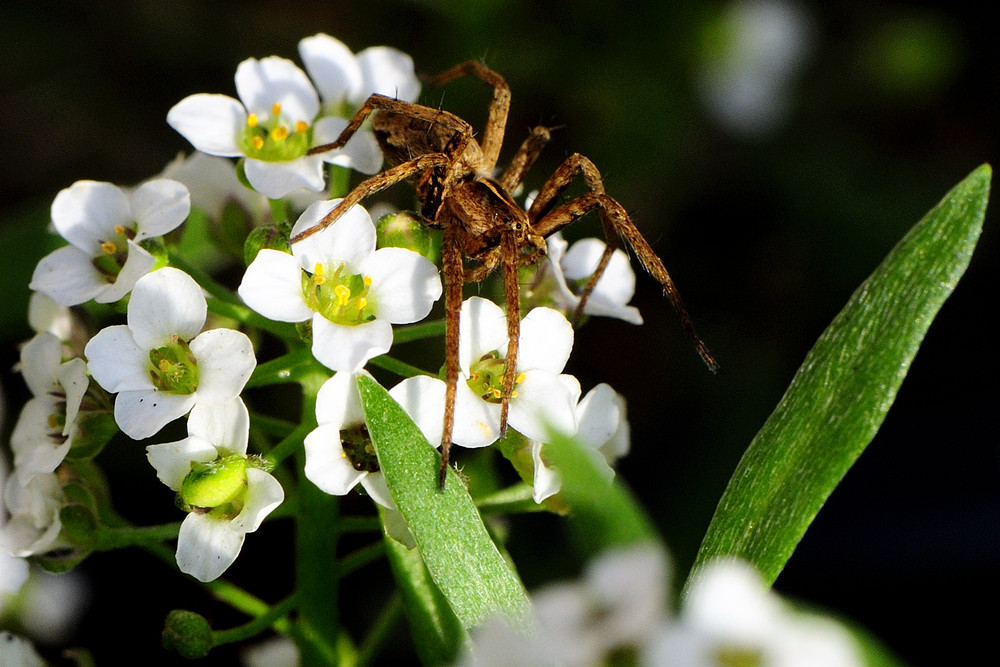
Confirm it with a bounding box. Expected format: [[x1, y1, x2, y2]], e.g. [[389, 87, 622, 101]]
[[244, 222, 290, 266]]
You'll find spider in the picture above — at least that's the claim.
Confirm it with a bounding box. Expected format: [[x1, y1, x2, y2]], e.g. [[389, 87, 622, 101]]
[[291, 61, 717, 488]]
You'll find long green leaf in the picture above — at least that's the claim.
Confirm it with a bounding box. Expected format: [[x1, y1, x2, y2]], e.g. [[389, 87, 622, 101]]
[[694, 164, 991, 584], [356, 375, 531, 632]]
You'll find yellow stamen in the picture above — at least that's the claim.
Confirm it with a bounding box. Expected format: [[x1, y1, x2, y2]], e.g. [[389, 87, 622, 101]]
[[511, 390, 519, 398], [356, 297, 367, 310], [492, 388, 502, 399], [247, 113, 259, 127], [159, 359, 171, 372], [114, 224, 126, 235], [362, 275, 372, 287], [295, 120, 308, 134], [312, 264, 326, 285], [252, 136, 264, 150], [272, 102, 282, 116], [333, 285, 351, 306], [271, 126, 288, 141], [100, 241, 116, 255], [515, 372, 526, 384]]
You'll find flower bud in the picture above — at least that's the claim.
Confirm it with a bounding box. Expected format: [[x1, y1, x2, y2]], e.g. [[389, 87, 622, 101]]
[[162, 609, 213, 659], [376, 211, 439, 263]]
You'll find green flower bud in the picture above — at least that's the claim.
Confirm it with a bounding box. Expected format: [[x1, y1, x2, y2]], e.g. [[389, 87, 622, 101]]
[[180, 455, 248, 511], [244, 223, 290, 265], [376, 211, 440, 263], [162, 609, 213, 659]]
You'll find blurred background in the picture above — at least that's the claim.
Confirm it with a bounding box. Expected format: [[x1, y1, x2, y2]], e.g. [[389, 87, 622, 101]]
[[2, 0, 997, 663]]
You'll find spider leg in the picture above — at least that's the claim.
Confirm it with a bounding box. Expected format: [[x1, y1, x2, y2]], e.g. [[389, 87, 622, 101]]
[[531, 156, 718, 372], [306, 93, 405, 155], [498, 231, 521, 438], [290, 153, 450, 243], [429, 61, 510, 172], [438, 224, 465, 489], [499, 125, 552, 193]]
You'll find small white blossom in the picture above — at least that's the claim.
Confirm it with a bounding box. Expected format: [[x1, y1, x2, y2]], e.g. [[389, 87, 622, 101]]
[[146, 399, 283, 582], [298, 33, 421, 175], [161, 151, 269, 221], [392, 297, 579, 450], [10, 333, 89, 478], [167, 56, 356, 199], [30, 179, 190, 306], [1, 472, 65, 558], [531, 382, 631, 503], [642, 559, 862, 667], [238, 200, 441, 373], [523, 231, 643, 325], [85, 267, 256, 440], [303, 371, 394, 509]]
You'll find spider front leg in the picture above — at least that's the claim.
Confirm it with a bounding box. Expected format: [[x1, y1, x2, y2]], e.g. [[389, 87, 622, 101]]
[[429, 61, 511, 171], [531, 158, 718, 372], [499, 125, 552, 193]]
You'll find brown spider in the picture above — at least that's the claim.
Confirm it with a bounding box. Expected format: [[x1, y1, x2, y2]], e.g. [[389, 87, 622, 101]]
[[291, 61, 717, 488]]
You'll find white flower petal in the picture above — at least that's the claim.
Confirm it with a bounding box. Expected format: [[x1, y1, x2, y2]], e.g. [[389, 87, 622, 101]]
[[239, 249, 313, 322], [114, 390, 196, 440], [167, 94, 246, 156], [359, 472, 395, 510], [20, 332, 61, 397], [315, 371, 366, 430], [27, 291, 75, 340], [459, 297, 509, 374], [388, 376, 446, 447], [50, 181, 131, 251], [84, 325, 153, 393], [130, 179, 191, 239], [319, 123, 384, 175], [363, 247, 442, 323], [187, 399, 250, 456], [303, 423, 366, 495], [235, 57, 319, 123], [298, 33, 362, 106], [576, 383, 625, 450], [356, 46, 421, 103], [176, 512, 245, 582], [381, 507, 415, 548], [311, 316, 392, 373], [290, 199, 376, 271], [57, 357, 89, 436], [507, 370, 578, 441], [11, 397, 73, 476], [518, 307, 574, 374], [452, 381, 502, 448], [230, 468, 284, 533], [146, 436, 220, 490], [127, 267, 207, 348], [531, 441, 561, 503], [30, 245, 108, 306], [93, 240, 156, 304], [188, 329, 256, 404], [243, 156, 326, 199]]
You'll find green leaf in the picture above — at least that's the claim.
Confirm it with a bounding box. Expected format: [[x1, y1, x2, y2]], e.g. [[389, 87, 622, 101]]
[[356, 375, 531, 632], [382, 523, 468, 665], [694, 164, 991, 584]]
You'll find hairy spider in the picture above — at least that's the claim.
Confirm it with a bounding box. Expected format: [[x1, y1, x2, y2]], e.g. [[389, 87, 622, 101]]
[[291, 61, 717, 488]]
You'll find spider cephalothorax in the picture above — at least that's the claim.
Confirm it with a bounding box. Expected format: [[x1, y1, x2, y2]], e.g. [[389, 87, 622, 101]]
[[292, 61, 716, 488]]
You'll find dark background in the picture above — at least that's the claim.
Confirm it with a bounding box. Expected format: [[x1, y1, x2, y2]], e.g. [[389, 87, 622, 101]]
[[2, 1, 997, 663]]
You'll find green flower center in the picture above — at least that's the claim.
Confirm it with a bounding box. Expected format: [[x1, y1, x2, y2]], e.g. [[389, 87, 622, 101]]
[[714, 646, 764, 667], [149, 336, 199, 394], [238, 102, 313, 162], [340, 424, 379, 473], [466, 351, 524, 404], [301, 263, 377, 326], [179, 454, 248, 520], [91, 223, 136, 283]]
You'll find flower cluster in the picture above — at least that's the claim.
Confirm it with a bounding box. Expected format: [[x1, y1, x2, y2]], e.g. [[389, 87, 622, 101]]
[[459, 547, 863, 667]]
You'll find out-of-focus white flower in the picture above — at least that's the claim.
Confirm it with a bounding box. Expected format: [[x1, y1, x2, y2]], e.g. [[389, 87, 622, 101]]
[[161, 151, 269, 221], [0, 632, 46, 667], [239, 200, 441, 373], [30, 179, 190, 306], [85, 267, 256, 440]]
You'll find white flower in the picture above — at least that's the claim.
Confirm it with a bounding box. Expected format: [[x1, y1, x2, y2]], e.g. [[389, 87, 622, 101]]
[[523, 231, 643, 325], [30, 180, 190, 306], [85, 267, 256, 440], [298, 33, 422, 175], [167, 56, 358, 198], [392, 297, 579, 450], [1, 472, 65, 558], [160, 151, 269, 221], [642, 559, 862, 667], [146, 399, 283, 582], [303, 372, 394, 509], [0, 633, 46, 667], [238, 200, 441, 373], [459, 545, 671, 666], [10, 333, 89, 478], [531, 383, 631, 503]]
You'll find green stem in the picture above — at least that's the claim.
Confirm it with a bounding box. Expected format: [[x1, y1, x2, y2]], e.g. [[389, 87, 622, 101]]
[[355, 594, 404, 666], [367, 354, 434, 379], [294, 370, 341, 665], [392, 319, 446, 344], [212, 594, 298, 646], [247, 346, 323, 388], [269, 198, 289, 224], [95, 522, 181, 550], [338, 540, 386, 577]]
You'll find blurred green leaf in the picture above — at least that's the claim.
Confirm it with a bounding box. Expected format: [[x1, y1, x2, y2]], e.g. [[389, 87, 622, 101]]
[[694, 164, 991, 584], [356, 375, 531, 631]]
